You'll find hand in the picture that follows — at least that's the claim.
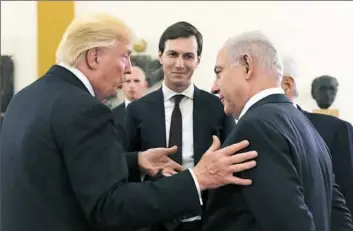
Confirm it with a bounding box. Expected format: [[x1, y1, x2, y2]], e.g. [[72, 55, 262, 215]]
[[161, 167, 180, 177], [138, 146, 183, 176], [193, 136, 257, 190]]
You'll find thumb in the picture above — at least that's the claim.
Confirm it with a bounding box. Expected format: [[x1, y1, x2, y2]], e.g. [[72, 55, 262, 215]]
[[207, 135, 220, 152], [163, 145, 178, 156]]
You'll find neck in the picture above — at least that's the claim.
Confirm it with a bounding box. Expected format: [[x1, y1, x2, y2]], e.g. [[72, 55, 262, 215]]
[[75, 63, 103, 100], [248, 77, 280, 98], [165, 80, 191, 93]]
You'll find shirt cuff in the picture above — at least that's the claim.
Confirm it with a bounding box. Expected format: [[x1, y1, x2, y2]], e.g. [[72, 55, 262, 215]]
[[188, 169, 203, 205]]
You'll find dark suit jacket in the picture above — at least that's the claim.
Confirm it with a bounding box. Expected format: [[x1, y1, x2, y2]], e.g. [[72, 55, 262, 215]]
[[125, 87, 234, 164], [0, 65, 202, 231], [298, 106, 353, 215], [112, 102, 126, 124], [203, 94, 353, 231], [112, 103, 128, 150], [124, 87, 234, 229]]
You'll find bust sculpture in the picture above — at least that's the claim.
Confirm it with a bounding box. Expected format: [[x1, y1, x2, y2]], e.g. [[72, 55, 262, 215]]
[[311, 75, 339, 109]]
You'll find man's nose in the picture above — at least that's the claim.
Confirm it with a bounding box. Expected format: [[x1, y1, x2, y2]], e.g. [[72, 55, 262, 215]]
[[125, 59, 132, 74], [211, 81, 220, 95], [175, 57, 184, 68]]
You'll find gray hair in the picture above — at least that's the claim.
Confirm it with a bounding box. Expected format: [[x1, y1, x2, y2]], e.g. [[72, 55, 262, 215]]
[[224, 31, 283, 79], [282, 56, 299, 79], [282, 55, 300, 97]]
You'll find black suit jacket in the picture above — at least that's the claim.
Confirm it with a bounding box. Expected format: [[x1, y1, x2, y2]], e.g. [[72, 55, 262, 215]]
[[112, 103, 128, 150], [112, 102, 126, 124], [124, 87, 234, 229], [125, 87, 234, 165], [298, 106, 353, 215], [0, 65, 202, 231], [203, 94, 353, 231]]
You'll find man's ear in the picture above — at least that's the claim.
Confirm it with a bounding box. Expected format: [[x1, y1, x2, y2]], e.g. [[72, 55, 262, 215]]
[[196, 56, 201, 67], [158, 51, 163, 65], [86, 48, 100, 70], [242, 54, 253, 80], [281, 76, 291, 93]]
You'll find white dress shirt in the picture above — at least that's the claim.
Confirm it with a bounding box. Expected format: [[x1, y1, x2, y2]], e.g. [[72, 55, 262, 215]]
[[238, 87, 285, 121], [162, 82, 202, 221], [124, 99, 131, 108], [58, 62, 95, 97], [162, 82, 195, 169]]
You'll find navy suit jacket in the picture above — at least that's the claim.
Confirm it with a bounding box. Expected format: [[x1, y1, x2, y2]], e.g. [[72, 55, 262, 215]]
[[112, 102, 126, 124], [0, 65, 202, 231], [203, 94, 353, 231], [298, 106, 353, 215]]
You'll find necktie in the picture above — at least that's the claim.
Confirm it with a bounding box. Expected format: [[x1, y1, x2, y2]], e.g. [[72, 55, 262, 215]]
[[168, 94, 184, 164]]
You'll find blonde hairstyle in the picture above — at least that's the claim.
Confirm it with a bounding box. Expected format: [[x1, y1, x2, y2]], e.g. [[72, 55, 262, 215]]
[[56, 13, 136, 66]]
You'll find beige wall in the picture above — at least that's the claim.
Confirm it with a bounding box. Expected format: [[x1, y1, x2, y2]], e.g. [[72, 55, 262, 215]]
[[2, 1, 353, 122]]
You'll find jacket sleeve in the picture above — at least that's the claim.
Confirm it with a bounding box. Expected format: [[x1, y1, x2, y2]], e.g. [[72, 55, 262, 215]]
[[53, 99, 202, 230]]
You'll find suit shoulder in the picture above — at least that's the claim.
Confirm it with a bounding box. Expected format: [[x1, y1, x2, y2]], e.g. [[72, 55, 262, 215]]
[[306, 111, 348, 127], [127, 90, 160, 109], [197, 89, 224, 107]]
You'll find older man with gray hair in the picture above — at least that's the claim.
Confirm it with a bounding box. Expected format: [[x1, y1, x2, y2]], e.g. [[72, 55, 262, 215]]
[[282, 55, 353, 216], [204, 31, 353, 231]]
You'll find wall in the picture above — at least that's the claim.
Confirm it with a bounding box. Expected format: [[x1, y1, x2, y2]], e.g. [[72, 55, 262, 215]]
[[1, 1, 353, 122], [75, 1, 353, 123], [1, 1, 37, 93]]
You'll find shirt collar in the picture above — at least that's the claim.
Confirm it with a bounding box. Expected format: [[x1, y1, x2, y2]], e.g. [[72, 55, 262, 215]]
[[58, 62, 95, 97], [162, 81, 194, 102], [124, 98, 131, 108], [238, 87, 284, 120]]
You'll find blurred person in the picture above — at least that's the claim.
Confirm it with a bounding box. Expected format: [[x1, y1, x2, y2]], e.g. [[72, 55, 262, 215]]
[[112, 66, 148, 149], [112, 65, 148, 123], [124, 21, 235, 231], [282, 55, 353, 215], [0, 13, 258, 231], [203, 31, 353, 231]]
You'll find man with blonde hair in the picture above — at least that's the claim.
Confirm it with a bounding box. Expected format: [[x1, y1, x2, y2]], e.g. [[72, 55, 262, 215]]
[[203, 31, 353, 231], [0, 13, 258, 231]]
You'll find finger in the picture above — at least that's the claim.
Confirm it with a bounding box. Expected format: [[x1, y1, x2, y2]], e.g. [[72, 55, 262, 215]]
[[149, 169, 159, 176], [168, 169, 178, 175], [162, 169, 178, 176], [163, 172, 172, 177], [167, 159, 183, 172], [226, 175, 253, 186], [164, 146, 178, 155], [206, 135, 221, 152], [228, 151, 258, 164], [228, 160, 257, 173], [219, 140, 250, 156]]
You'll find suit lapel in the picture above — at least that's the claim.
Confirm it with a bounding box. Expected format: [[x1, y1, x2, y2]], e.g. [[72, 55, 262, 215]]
[[149, 88, 167, 148], [193, 87, 204, 165]]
